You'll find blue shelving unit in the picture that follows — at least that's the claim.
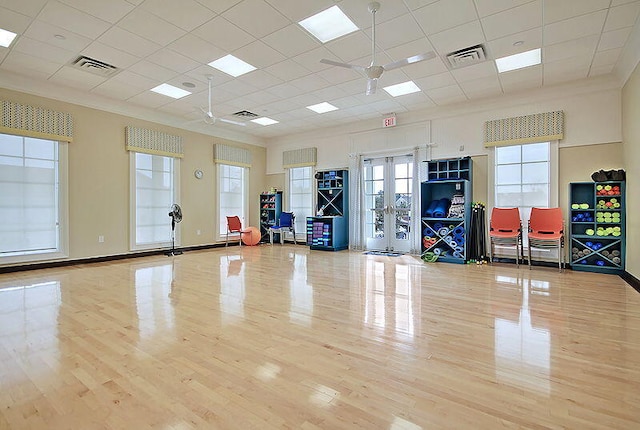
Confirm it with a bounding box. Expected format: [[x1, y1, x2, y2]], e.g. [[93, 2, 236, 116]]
[[307, 170, 349, 251], [259, 191, 282, 243]]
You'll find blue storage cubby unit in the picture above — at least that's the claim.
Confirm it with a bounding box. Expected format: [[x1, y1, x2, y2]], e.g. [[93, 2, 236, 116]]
[[569, 181, 625, 274], [426, 156, 471, 181], [307, 170, 349, 251], [259, 191, 282, 243], [420, 179, 472, 264]]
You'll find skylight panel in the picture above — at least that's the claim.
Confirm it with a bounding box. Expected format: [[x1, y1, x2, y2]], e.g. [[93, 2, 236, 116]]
[[383, 81, 421, 97], [208, 54, 256, 77], [307, 102, 338, 113], [299, 5, 358, 43], [495, 48, 541, 73], [150, 83, 191, 99]]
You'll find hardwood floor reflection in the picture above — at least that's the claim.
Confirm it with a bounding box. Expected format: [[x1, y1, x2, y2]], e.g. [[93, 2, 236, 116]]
[[1, 246, 639, 429]]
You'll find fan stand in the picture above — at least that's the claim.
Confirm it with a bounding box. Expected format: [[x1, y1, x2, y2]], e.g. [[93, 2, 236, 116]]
[[165, 218, 183, 256]]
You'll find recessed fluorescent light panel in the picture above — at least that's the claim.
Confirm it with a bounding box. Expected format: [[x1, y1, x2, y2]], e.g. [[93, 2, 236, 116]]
[[251, 117, 279, 126], [0, 28, 17, 48], [150, 83, 191, 99], [307, 102, 338, 113], [208, 54, 256, 77], [299, 5, 358, 43], [495, 48, 541, 73], [383, 81, 421, 97]]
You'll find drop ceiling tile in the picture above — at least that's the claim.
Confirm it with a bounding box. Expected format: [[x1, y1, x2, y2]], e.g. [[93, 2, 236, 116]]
[[146, 48, 200, 74], [1, 50, 61, 78], [384, 38, 436, 62], [192, 0, 242, 14], [216, 79, 259, 98], [128, 91, 174, 108], [57, 0, 134, 24], [402, 56, 449, 80], [589, 63, 615, 76], [265, 59, 311, 81], [451, 60, 497, 82], [265, 82, 302, 99], [0, 6, 32, 34], [233, 39, 286, 69], [426, 84, 466, 102], [117, 8, 186, 47], [544, 0, 610, 24], [313, 85, 352, 102], [481, 0, 541, 41], [474, 0, 533, 18], [109, 70, 158, 90], [37, 1, 111, 39], [459, 75, 503, 98], [501, 73, 542, 93], [288, 73, 331, 92], [598, 27, 632, 51], [292, 46, 338, 71], [428, 20, 485, 56], [325, 95, 362, 109], [339, 1, 409, 29], [367, 13, 425, 50], [326, 31, 373, 63], [185, 65, 235, 86], [91, 79, 145, 100], [263, 0, 333, 21], [337, 78, 369, 96], [168, 34, 225, 64], [166, 74, 208, 94], [23, 20, 92, 52], [403, 0, 439, 11], [142, 0, 216, 32], [414, 71, 457, 90], [543, 54, 591, 85], [396, 91, 435, 109], [0, 0, 47, 17], [486, 28, 542, 59], [48, 65, 107, 90], [604, 2, 640, 31], [497, 63, 542, 89], [315, 65, 362, 85], [413, 0, 477, 36], [99, 27, 162, 58], [12, 36, 76, 64], [128, 60, 177, 83], [237, 69, 283, 89], [544, 10, 607, 45], [262, 24, 320, 58], [241, 89, 281, 106], [592, 48, 622, 67], [544, 34, 598, 63], [82, 42, 139, 68], [192, 17, 255, 52], [611, 0, 640, 6], [0, 48, 6, 62], [222, 0, 289, 39]]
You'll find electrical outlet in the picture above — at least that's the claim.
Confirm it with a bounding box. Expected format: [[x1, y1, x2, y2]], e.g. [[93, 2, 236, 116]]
[[459, 145, 465, 151], [98, 235, 104, 243], [196, 229, 201, 235]]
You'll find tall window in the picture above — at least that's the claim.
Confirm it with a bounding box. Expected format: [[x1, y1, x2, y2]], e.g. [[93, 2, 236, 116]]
[[288, 166, 313, 237], [0, 133, 66, 261], [218, 164, 247, 235], [132, 153, 177, 248], [495, 142, 550, 243]]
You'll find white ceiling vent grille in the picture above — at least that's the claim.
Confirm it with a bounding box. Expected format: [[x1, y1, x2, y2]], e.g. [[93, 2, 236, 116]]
[[233, 110, 259, 119], [70, 55, 120, 77], [446, 44, 487, 69]]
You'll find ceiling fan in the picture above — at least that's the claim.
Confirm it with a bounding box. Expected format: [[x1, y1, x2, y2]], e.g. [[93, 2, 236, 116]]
[[194, 75, 245, 126], [320, 2, 436, 95]]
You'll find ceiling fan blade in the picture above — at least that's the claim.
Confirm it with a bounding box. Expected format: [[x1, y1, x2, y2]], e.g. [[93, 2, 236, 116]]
[[366, 78, 378, 96], [320, 58, 365, 72], [383, 51, 437, 71], [218, 118, 247, 127]]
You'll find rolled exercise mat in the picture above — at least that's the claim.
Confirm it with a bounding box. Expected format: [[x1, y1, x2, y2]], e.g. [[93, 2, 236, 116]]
[[432, 198, 451, 218], [433, 248, 442, 255], [424, 199, 440, 217], [453, 251, 463, 259], [438, 227, 449, 236], [433, 222, 444, 231], [453, 225, 465, 237]]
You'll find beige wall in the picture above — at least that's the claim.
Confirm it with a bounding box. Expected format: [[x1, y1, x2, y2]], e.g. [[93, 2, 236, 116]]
[[622, 62, 640, 279], [0, 88, 266, 267]]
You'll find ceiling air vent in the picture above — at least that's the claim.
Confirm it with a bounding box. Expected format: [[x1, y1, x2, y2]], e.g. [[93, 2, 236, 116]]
[[232, 110, 259, 119], [446, 44, 487, 69], [70, 55, 120, 77]]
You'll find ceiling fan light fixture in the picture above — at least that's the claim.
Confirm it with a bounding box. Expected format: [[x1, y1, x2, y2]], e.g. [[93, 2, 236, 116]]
[[251, 117, 279, 126], [208, 54, 256, 77], [0, 28, 17, 48], [495, 48, 541, 73], [298, 5, 358, 43], [307, 102, 338, 113], [383, 81, 421, 97], [151, 83, 191, 99]]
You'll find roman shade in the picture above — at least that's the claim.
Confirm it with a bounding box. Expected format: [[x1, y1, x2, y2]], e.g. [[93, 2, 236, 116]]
[[125, 126, 183, 158], [484, 110, 564, 147], [1, 100, 73, 142], [214, 143, 252, 167], [283, 147, 317, 168]]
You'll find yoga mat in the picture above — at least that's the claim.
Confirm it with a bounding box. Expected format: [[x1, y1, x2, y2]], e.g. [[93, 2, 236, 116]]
[[433, 222, 444, 231], [438, 227, 449, 236], [453, 226, 465, 237], [432, 198, 450, 218], [433, 248, 441, 255], [453, 251, 463, 258], [424, 199, 439, 217]]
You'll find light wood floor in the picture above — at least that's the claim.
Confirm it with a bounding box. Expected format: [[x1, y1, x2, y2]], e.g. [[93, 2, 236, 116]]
[[1, 245, 639, 429]]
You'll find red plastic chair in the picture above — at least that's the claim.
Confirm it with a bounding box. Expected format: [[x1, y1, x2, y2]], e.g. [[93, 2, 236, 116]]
[[226, 216, 251, 246], [489, 207, 523, 267], [527, 207, 565, 271]]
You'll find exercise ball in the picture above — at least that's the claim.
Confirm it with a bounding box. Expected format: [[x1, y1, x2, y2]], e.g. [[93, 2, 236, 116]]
[[242, 226, 261, 246]]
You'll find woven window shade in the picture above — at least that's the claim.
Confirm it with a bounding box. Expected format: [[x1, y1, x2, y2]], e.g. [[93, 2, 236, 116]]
[[125, 126, 183, 158], [484, 110, 564, 147], [283, 147, 317, 168], [0, 100, 73, 142], [214, 143, 252, 167]]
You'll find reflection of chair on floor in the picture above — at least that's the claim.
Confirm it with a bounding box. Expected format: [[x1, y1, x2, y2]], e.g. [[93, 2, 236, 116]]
[[489, 207, 523, 267], [269, 212, 296, 244], [528, 207, 565, 271], [227, 255, 243, 276], [226, 216, 251, 246]]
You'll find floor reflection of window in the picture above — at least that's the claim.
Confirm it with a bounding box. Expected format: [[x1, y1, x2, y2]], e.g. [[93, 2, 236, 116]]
[[364, 261, 386, 329], [289, 254, 313, 326], [135, 265, 175, 344], [220, 255, 245, 325], [394, 264, 414, 336], [494, 275, 550, 393]]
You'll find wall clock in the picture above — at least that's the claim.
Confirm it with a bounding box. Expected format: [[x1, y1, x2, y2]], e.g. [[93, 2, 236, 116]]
[[194, 169, 203, 179]]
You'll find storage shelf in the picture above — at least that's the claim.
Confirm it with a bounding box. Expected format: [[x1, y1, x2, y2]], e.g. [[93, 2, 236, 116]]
[[259, 191, 282, 243], [308, 170, 349, 251]]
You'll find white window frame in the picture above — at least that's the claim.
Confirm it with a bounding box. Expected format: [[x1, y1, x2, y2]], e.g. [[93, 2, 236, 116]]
[[0, 134, 68, 265], [286, 166, 314, 240], [129, 152, 180, 251], [217, 163, 249, 240]]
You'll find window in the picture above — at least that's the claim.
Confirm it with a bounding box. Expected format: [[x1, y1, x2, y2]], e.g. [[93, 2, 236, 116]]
[[218, 164, 247, 236], [288, 166, 313, 237], [0, 133, 67, 262], [131, 153, 178, 249]]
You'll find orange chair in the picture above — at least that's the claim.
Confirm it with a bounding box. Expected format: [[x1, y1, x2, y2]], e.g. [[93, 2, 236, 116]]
[[527, 207, 565, 271], [226, 216, 251, 246], [489, 207, 523, 267]]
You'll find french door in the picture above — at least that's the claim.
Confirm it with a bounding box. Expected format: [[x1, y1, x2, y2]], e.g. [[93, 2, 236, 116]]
[[363, 155, 413, 252]]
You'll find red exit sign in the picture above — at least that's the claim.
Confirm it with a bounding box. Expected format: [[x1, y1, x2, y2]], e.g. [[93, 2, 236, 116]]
[[383, 114, 396, 128]]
